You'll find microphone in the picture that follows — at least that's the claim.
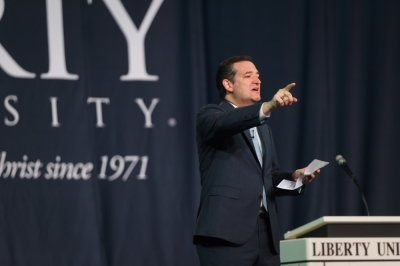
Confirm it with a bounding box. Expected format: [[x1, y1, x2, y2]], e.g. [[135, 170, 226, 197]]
[[335, 155, 353, 177], [335, 154, 370, 216]]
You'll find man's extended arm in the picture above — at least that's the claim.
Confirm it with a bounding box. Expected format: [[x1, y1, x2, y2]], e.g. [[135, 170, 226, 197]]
[[196, 103, 263, 144]]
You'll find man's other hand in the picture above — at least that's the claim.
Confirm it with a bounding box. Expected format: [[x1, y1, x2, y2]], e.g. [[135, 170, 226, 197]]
[[292, 167, 321, 185]]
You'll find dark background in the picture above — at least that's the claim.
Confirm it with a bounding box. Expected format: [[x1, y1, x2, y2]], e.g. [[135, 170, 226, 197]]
[[1, 0, 399, 265]]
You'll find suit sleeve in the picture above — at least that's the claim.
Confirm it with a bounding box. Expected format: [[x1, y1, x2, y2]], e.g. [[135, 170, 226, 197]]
[[196, 103, 263, 145]]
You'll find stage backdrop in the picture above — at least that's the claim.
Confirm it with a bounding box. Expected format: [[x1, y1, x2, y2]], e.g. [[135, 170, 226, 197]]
[[1, 0, 400, 265]]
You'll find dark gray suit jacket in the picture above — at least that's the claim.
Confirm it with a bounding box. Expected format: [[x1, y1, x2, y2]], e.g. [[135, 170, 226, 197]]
[[193, 100, 303, 253]]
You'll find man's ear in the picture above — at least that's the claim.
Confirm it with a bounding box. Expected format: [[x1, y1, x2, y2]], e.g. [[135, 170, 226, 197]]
[[222, 79, 233, 93]]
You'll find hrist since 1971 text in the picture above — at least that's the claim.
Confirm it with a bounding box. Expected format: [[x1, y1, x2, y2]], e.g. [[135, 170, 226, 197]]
[[0, 151, 148, 181]]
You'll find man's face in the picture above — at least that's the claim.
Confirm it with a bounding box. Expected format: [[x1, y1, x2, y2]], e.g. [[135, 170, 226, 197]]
[[225, 61, 261, 106]]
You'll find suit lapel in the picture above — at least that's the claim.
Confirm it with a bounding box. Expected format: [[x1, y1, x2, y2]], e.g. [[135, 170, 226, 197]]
[[219, 101, 261, 168], [242, 129, 261, 168], [243, 129, 253, 149], [256, 125, 267, 157]]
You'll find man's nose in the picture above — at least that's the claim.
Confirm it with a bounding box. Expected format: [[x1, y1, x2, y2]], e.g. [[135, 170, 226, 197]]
[[253, 77, 261, 84]]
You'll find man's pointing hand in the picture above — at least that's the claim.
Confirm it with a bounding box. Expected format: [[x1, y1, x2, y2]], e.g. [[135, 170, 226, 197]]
[[262, 83, 298, 115]]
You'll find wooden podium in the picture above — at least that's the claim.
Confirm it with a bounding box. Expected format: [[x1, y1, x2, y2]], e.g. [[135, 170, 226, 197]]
[[280, 216, 400, 266]]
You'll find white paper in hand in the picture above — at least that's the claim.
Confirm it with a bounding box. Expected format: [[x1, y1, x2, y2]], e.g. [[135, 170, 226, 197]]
[[276, 159, 329, 190]]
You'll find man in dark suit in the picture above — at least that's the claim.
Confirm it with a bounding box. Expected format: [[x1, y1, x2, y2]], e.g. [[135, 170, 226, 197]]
[[194, 56, 320, 265]]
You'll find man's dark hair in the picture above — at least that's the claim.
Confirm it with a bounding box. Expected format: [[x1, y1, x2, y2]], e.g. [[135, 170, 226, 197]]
[[215, 56, 253, 100]]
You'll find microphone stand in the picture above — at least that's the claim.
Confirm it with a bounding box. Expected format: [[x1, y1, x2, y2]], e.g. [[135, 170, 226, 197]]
[[348, 173, 370, 216]]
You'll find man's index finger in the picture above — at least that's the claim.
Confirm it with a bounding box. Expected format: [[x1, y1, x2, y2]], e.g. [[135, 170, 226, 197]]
[[284, 83, 296, 91]]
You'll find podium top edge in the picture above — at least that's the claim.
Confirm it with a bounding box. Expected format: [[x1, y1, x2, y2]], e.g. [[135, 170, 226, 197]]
[[284, 216, 400, 240]]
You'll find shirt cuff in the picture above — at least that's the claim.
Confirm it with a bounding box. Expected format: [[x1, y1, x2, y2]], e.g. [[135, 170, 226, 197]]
[[259, 103, 271, 123]]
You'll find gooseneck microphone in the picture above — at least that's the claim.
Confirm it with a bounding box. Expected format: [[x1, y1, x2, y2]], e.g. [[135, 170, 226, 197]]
[[335, 155, 370, 216], [335, 155, 353, 176]]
